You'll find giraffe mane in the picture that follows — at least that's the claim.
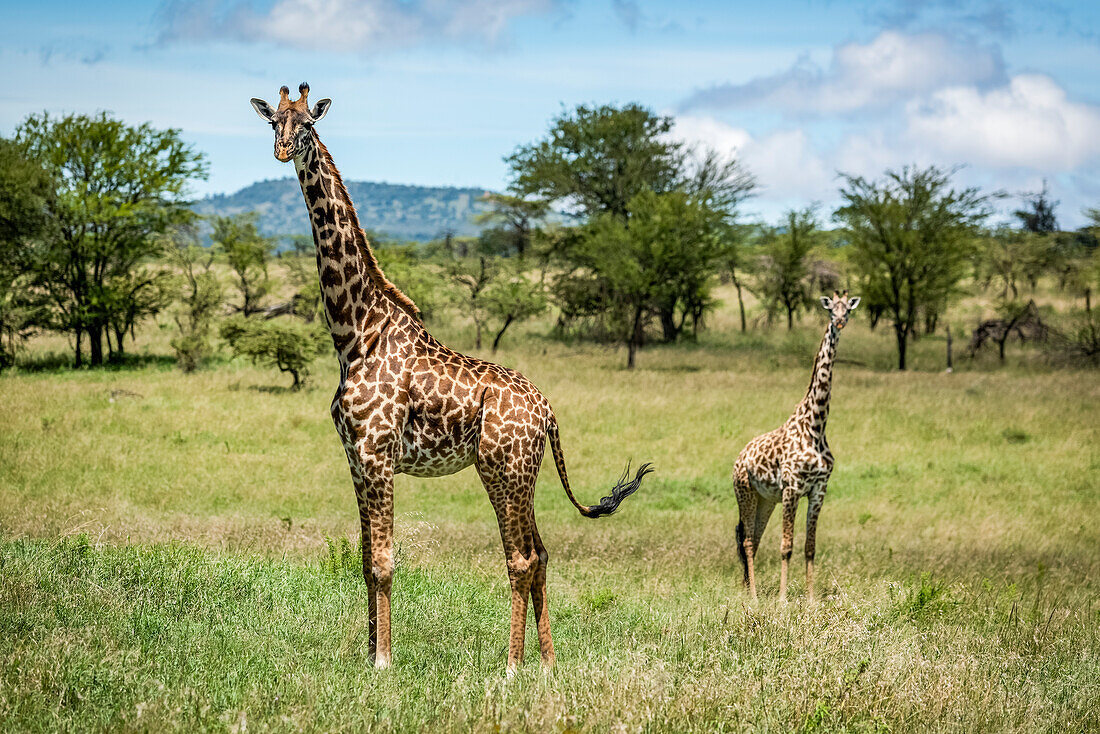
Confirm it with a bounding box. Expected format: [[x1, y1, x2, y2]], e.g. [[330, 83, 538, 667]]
[[312, 133, 422, 323]]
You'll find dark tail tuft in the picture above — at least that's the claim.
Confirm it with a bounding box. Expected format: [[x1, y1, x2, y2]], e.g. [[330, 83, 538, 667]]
[[547, 419, 651, 518], [736, 520, 748, 581], [582, 461, 653, 519]]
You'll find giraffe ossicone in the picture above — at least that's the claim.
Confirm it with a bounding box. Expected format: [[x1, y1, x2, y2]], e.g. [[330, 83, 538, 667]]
[[250, 84, 653, 672], [732, 290, 859, 602]]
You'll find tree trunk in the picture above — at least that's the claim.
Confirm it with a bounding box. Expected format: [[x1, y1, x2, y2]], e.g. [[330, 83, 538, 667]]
[[735, 280, 747, 333], [627, 305, 644, 369], [474, 320, 482, 350], [786, 306, 794, 331], [946, 325, 953, 372], [925, 312, 938, 335], [74, 328, 83, 368], [491, 314, 515, 354], [659, 306, 679, 342], [894, 323, 908, 371], [88, 324, 104, 366], [114, 324, 126, 358]]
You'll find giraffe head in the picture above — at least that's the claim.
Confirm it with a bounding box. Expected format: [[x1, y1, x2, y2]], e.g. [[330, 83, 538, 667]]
[[820, 290, 860, 330], [250, 83, 332, 162]]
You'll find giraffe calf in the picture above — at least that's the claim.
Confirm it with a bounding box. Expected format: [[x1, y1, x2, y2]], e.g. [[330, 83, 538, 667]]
[[733, 291, 859, 601]]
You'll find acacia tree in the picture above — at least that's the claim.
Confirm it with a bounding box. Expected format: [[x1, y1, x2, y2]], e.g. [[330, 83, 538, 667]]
[[754, 208, 818, 330], [577, 190, 725, 368], [165, 225, 222, 372], [722, 223, 761, 333], [483, 266, 547, 353], [1014, 181, 1058, 233], [0, 137, 56, 369], [220, 315, 327, 390], [15, 112, 206, 366], [979, 228, 1048, 299], [446, 253, 502, 350], [212, 213, 274, 316], [474, 193, 548, 260], [507, 103, 683, 222], [507, 103, 754, 343], [836, 166, 989, 370]]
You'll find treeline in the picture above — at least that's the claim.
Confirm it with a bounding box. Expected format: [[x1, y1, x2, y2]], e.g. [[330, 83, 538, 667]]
[[193, 178, 493, 241], [2, 107, 1099, 381], [462, 104, 1100, 370]]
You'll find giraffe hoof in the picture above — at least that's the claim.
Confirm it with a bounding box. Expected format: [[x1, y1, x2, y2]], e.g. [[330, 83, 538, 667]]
[[374, 655, 391, 670]]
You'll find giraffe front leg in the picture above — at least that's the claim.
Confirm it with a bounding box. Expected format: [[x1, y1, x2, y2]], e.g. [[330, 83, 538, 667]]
[[356, 497, 377, 660], [358, 454, 396, 670], [778, 487, 798, 603], [804, 484, 827, 602]]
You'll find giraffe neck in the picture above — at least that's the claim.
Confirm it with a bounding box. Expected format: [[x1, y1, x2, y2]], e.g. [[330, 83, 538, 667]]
[[796, 323, 839, 436], [293, 131, 420, 363]]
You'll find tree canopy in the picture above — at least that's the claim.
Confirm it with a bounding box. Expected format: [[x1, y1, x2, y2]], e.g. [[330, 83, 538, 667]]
[[754, 208, 820, 331], [505, 102, 755, 366], [835, 165, 990, 370], [212, 212, 275, 316], [13, 112, 207, 366], [0, 138, 57, 369]]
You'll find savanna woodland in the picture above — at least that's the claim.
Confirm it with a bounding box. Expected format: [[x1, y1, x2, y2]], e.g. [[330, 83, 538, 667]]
[[2, 94, 1098, 731]]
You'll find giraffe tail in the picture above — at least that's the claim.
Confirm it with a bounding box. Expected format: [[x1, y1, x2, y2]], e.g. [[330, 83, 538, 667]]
[[546, 419, 653, 519]]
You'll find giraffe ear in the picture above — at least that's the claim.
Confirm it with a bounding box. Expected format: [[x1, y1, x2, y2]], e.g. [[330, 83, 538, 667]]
[[250, 98, 276, 122], [310, 98, 332, 123], [847, 296, 861, 310], [820, 296, 833, 310]]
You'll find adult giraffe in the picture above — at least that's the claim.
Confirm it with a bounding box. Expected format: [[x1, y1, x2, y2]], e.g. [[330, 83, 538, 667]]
[[250, 84, 652, 672]]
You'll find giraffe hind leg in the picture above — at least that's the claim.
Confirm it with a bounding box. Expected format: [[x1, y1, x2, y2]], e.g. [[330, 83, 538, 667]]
[[529, 520, 555, 668], [477, 443, 542, 675], [734, 476, 758, 599]]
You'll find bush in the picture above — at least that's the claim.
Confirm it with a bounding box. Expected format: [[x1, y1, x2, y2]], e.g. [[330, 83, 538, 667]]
[[219, 315, 328, 389], [167, 230, 223, 372]]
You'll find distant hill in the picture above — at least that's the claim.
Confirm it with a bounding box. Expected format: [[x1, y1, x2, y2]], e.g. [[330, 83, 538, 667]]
[[193, 178, 495, 242]]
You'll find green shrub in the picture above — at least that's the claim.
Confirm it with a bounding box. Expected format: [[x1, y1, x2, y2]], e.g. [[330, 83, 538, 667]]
[[219, 315, 328, 389]]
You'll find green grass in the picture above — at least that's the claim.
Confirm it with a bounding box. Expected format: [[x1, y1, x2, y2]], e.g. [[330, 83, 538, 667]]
[[1, 287, 1099, 731]]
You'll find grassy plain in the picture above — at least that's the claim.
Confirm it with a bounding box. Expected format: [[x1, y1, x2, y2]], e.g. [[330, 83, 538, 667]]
[[1, 286, 1098, 732]]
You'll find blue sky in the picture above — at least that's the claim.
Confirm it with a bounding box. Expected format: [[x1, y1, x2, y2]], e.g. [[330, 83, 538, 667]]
[[3, 0, 1100, 226]]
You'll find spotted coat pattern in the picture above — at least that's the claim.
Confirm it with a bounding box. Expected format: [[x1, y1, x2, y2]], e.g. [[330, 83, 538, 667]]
[[250, 85, 650, 673], [733, 292, 859, 601]]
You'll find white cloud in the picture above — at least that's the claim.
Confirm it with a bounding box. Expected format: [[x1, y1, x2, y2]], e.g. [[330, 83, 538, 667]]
[[674, 115, 832, 206], [157, 0, 563, 51], [673, 115, 752, 154], [681, 30, 1004, 115], [906, 73, 1100, 171]]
